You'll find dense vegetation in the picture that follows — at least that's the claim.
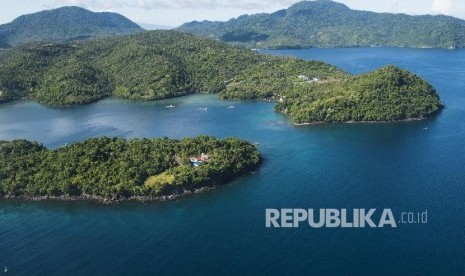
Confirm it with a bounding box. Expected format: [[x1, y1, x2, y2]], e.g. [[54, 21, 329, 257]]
[[274, 66, 442, 123], [0, 6, 142, 48], [0, 30, 345, 105], [0, 30, 442, 123], [221, 64, 442, 124], [177, 0, 465, 49], [0, 136, 261, 200]]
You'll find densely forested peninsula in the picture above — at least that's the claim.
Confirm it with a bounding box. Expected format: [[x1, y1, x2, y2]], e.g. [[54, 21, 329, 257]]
[[276, 66, 442, 124], [0, 30, 442, 124], [0, 6, 142, 49], [221, 65, 442, 124], [0, 136, 261, 202], [177, 0, 465, 49]]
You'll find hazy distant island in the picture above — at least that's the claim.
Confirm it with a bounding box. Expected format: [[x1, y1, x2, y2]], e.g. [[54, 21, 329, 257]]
[[0, 30, 442, 124], [0, 136, 261, 203], [177, 0, 465, 50]]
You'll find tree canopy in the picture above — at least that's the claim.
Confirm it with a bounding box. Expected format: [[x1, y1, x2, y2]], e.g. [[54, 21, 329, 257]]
[[0, 136, 261, 200], [0, 6, 142, 48], [273, 66, 443, 124]]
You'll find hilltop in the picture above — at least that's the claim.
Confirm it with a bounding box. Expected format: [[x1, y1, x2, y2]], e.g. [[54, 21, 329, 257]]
[[0, 6, 142, 48], [177, 0, 465, 49]]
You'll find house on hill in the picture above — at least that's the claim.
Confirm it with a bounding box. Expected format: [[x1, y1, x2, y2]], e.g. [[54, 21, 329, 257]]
[[190, 153, 210, 167]]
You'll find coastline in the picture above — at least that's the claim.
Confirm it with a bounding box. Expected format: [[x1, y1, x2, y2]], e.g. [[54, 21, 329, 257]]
[[1, 186, 217, 205], [0, 137, 262, 205], [256, 45, 462, 51], [290, 103, 444, 126], [292, 117, 426, 126]]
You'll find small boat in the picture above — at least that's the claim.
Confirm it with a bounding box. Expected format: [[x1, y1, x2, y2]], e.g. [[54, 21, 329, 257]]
[[165, 105, 175, 108], [228, 106, 235, 109], [4, 266, 7, 273], [423, 127, 428, 131], [200, 107, 208, 111]]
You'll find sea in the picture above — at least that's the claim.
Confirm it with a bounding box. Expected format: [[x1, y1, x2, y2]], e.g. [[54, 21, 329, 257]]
[[0, 47, 464, 275]]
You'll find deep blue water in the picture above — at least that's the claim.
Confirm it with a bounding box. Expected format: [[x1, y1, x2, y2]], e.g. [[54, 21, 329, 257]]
[[1, 48, 465, 275]]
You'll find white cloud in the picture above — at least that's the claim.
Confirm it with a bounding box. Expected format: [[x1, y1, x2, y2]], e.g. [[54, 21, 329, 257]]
[[47, 0, 465, 26], [58, 0, 125, 11], [59, 0, 300, 11], [432, 0, 452, 15]]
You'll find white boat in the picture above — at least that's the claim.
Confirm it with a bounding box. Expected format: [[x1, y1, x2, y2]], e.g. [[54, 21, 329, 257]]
[[228, 106, 235, 109], [200, 107, 208, 111], [165, 105, 175, 108]]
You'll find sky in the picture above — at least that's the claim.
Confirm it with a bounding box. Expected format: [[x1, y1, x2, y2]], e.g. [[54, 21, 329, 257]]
[[0, 0, 464, 27]]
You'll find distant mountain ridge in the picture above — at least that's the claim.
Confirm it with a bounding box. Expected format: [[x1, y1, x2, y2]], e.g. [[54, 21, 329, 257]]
[[0, 6, 142, 48], [177, 0, 465, 49]]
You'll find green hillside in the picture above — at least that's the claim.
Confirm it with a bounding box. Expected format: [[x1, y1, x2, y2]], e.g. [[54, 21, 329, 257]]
[[274, 66, 443, 124], [0, 6, 142, 48], [177, 0, 465, 49], [0, 30, 442, 123], [0, 38, 9, 48]]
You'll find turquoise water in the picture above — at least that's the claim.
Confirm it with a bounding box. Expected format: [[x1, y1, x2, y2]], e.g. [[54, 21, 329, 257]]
[[1, 48, 465, 275]]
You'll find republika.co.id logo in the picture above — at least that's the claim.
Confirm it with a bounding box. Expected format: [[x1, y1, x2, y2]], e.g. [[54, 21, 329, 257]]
[[265, 208, 428, 228]]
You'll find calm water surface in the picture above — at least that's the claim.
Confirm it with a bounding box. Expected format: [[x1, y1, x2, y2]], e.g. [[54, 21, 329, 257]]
[[1, 48, 465, 275]]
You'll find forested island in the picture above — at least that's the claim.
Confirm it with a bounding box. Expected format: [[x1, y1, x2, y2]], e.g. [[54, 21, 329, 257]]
[[0, 30, 442, 124], [0, 136, 261, 202], [177, 0, 465, 49]]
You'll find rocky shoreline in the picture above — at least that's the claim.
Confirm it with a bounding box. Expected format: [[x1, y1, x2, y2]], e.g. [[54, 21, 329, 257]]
[[1, 186, 216, 205], [292, 117, 426, 126]]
